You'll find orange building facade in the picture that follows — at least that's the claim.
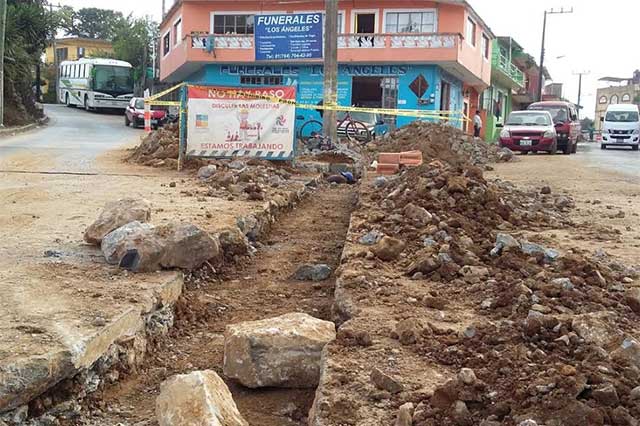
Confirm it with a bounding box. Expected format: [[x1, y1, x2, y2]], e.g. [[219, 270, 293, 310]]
[[160, 0, 494, 131]]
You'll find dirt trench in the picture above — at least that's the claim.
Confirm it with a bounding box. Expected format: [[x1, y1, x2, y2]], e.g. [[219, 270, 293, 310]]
[[71, 184, 356, 426]]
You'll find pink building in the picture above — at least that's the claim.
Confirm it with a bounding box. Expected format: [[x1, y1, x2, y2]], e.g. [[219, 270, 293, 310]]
[[159, 0, 494, 131]]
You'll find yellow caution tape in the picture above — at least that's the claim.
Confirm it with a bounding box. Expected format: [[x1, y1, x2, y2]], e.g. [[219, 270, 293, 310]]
[[148, 83, 469, 123]]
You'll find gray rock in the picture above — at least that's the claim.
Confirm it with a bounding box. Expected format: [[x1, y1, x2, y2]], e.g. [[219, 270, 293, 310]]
[[491, 233, 520, 256], [423, 237, 437, 247], [540, 186, 551, 195], [370, 368, 403, 394], [373, 176, 388, 188], [228, 160, 246, 170], [592, 383, 619, 406], [403, 203, 433, 226], [223, 313, 335, 388], [359, 230, 383, 246], [552, 278, 574, 290], [555, 196, 573, 209], [497, 148, 514, 162], [630, 386, 640, 400], [101, 221, 154, 265], [84, 198, 151, 245], [521, 240, 560, 262], [218, 227, 250, 257], [293, 264, 332, 282], [197, 164, 217, 179], [395, 402, 414, 426], [458, 368, 477, 385], [518, 421, 538, 426], [452, 400, 472, 426], [158, 223, 221, 270], [611, 338, 640, 370]]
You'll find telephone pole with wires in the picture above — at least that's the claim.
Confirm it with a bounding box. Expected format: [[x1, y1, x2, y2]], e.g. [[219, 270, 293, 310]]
[[537, 7, 573, 102], [573, 70, 590, 119], [0, 0, 7, 126]]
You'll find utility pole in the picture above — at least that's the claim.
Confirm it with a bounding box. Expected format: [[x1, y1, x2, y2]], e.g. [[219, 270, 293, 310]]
[[323, 0, 338, 143], [162, 0, 165, 19], [50, 2, 59, 104], [573, 70, 590, 119], [0, 0, 7, 127], [537, 7, 573, 102]]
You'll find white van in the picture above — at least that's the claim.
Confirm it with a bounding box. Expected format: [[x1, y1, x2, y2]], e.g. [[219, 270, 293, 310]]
[[601, 104, 640, 150]]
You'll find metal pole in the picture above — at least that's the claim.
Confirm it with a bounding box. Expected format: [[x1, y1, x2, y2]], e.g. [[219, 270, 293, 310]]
[[323, 0, 338, 143], [0, 0, 7, 126], [576, 73, 582, 118], [537, 10, 547, 102]]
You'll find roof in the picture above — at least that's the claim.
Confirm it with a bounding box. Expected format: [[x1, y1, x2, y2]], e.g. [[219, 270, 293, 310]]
[[53, 36, 112, 44], [161, 0, 496, 37], [598, 76, 632, 83], [606, 104, 639, 111], [59, 58, 132, 68], [497, 36, 523, 52]]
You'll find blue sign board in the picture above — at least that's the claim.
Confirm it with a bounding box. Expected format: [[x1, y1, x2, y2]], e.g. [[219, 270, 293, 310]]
[[254, 13, 323, 61]]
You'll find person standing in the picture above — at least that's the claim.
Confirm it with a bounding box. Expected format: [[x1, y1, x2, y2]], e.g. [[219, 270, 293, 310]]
[[473, 110, 483, 138]]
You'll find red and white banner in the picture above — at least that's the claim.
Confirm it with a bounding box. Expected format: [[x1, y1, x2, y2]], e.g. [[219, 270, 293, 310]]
[[186, 85, 296, 159]]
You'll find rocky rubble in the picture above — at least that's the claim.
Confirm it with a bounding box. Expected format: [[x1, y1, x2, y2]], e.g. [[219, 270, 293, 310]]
[[311, 127, 640, 425], [128, 123, 180, 168], [376, 121, 516, 168]]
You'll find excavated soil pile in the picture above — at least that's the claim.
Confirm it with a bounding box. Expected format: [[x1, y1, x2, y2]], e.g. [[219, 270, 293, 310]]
[[128, 123, 180, 168], [375, 121, 513, 167], [316, 147, 640, 425]]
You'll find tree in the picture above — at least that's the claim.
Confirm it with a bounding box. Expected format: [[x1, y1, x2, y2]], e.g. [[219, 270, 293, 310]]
[[4, 0, 53, 124], [580, 117, 594, 130], [64, 8, 125, 40]]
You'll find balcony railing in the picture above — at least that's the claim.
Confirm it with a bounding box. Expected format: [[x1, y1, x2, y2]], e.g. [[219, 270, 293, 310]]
[[190, 32, 460, 51], [492, 52, 525, 87]]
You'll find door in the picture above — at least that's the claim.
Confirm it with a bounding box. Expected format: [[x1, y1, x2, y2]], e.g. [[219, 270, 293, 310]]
[[381, 77, 398, 130]]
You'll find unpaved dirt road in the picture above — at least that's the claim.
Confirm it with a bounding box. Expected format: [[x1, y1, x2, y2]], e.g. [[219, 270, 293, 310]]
[[490, 142, 640, 264]]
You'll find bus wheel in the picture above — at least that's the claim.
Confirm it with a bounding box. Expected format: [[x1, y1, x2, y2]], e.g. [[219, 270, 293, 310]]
[[84, 96, 91, 112], [65, 93, 72, 108]]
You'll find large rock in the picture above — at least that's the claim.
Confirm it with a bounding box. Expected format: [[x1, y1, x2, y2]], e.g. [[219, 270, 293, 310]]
[[571, 312, 620, 348], [403, 203, 432, 226], [625, 288, 640, 314], [223, 313, 336, 388], [372, 236, 405, 261], [116, 222, 220, 272], [611, 338, 640, 370], [101, 221, 154, 265], [156, 370, 248, 426], [293, 264, 332, 281], [158, 222, 221, 270], [84, 198, 151, 245], [218, 227, 250, 257]]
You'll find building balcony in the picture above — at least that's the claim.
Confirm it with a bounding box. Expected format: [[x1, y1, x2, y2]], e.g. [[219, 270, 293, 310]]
[[491, 52, 525, 89], [161, 32, 490, 88]]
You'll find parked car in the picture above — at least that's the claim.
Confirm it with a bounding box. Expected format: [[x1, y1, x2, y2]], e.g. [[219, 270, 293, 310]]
[[527, 101, 580, 155], [498, 110, 558, 154], [125, 98, 167, 129], [600, 104, 640, 150]]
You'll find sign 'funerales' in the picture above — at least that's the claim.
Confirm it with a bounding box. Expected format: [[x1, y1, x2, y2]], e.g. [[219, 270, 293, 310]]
[[254, 13, 324, 61]]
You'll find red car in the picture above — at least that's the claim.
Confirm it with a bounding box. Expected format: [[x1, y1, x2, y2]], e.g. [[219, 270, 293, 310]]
[[527, 101, 581, 155], [498, 110, 558, 154], [125, 97, 167, 129]]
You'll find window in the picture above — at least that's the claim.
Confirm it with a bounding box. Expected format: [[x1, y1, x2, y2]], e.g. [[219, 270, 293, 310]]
[[622, 93, 631, 102], [606, 110, 639, 122], [611, 95, 619, 104], [481, 34, 490, 59], [466, 17, 476, 46], [174, 18, 182, 45], [240, 75, 284, 86], [385, 11, 436, 33], [213, 14, 255, 34], [599, 96, 608, 104], [77, 47, 85, 58], [163, 32, 171, 56], [56, 47, 68, 62]]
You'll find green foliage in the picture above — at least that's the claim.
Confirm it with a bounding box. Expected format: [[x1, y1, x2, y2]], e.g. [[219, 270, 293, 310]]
[[64, 7, 126, 40], [4, 0, 53, 124], [580, 117, 594, 130]]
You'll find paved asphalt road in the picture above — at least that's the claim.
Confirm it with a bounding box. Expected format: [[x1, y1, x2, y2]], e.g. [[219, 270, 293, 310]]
[[579, 141, 640, 179], [0, 104, 140, 172]]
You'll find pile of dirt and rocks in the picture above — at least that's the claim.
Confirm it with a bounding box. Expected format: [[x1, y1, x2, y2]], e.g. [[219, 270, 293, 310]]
[[128, 123, 180, 168], [310, 134, 640, 425], [375, 121, 515, 167]]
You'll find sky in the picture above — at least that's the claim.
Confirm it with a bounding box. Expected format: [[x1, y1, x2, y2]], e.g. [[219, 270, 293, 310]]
[[58, 0, 640, 119]]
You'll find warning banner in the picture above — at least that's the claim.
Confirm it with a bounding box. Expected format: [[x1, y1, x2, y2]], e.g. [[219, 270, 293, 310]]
[[186, 86, 296, 160]]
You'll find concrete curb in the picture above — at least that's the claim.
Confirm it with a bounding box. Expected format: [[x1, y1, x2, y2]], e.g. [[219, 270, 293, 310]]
[[0, 116, 49, 138], [0, 174, 320, 422]]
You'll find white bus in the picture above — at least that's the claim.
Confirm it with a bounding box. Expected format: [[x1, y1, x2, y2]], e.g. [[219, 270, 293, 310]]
[[58, 58, 134, 110]]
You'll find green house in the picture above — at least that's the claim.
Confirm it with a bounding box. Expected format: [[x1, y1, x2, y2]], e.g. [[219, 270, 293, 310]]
[[482, 37, 525, 141]]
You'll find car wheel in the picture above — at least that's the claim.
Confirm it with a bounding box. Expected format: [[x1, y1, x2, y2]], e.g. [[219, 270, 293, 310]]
[[531, 150, 538, 154], [549, 141, 557, 155], [562, 142, 571, 155], [633, 145, 639, 151], [601, 144, 607, 150], [124, 114, 131, 127]]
